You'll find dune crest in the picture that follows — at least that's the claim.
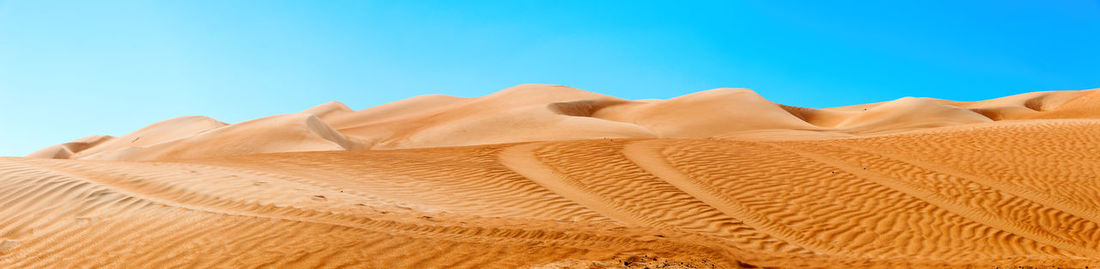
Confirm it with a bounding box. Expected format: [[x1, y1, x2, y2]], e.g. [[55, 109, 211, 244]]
[[301, 101, 354, 120]]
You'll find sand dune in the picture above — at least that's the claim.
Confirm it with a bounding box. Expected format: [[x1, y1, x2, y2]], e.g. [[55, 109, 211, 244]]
[[79, 113, 362, 161], [831, 97, 993, 133], [70, 116, 227, 159], [31, 84, 1100, 160], [6, 85, 1100, 267], [593, 88, 820, 137], [332, 84, 654, 149]]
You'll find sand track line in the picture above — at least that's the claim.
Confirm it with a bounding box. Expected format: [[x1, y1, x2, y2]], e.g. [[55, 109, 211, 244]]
[[621, 140, 847, 257], [498, 142, 666, 227], [836, 142, 1100, 231], [757, 142, 1099, 257]]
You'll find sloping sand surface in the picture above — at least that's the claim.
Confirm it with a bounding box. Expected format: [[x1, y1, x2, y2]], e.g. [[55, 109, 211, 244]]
[[6, 85, 1100, 267]]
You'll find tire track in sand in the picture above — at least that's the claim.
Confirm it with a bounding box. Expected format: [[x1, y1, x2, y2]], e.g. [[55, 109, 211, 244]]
[[527, 139, 811, 255], [760, 142, 1099, 257], [837, 141, 1100, 236], [621, 140, 846, 256], [499, 142, 660, 227]]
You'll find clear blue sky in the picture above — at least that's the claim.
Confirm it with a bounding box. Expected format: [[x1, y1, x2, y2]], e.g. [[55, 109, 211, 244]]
[[2, 1, 1098, 156]]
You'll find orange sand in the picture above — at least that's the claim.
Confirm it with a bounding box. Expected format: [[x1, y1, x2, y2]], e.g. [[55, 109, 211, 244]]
[[6, 84, 1100, 268]]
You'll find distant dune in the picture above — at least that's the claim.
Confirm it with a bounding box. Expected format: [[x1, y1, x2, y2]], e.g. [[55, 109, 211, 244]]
[[5, 85, 1100, 268]]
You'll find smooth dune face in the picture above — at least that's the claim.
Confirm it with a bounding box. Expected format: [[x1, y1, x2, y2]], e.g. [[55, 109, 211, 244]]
[[6, 85, 1100, 268]]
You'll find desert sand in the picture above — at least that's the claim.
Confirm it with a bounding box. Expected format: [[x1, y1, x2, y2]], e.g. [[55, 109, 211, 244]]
[[5, 84, 1100, 268]]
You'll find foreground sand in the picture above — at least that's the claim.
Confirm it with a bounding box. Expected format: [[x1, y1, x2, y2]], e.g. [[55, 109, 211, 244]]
[[7, 85, 1100, 267]]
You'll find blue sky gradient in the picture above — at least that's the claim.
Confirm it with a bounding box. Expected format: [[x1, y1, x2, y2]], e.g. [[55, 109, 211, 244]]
[[2, 0, 1098, 156]]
